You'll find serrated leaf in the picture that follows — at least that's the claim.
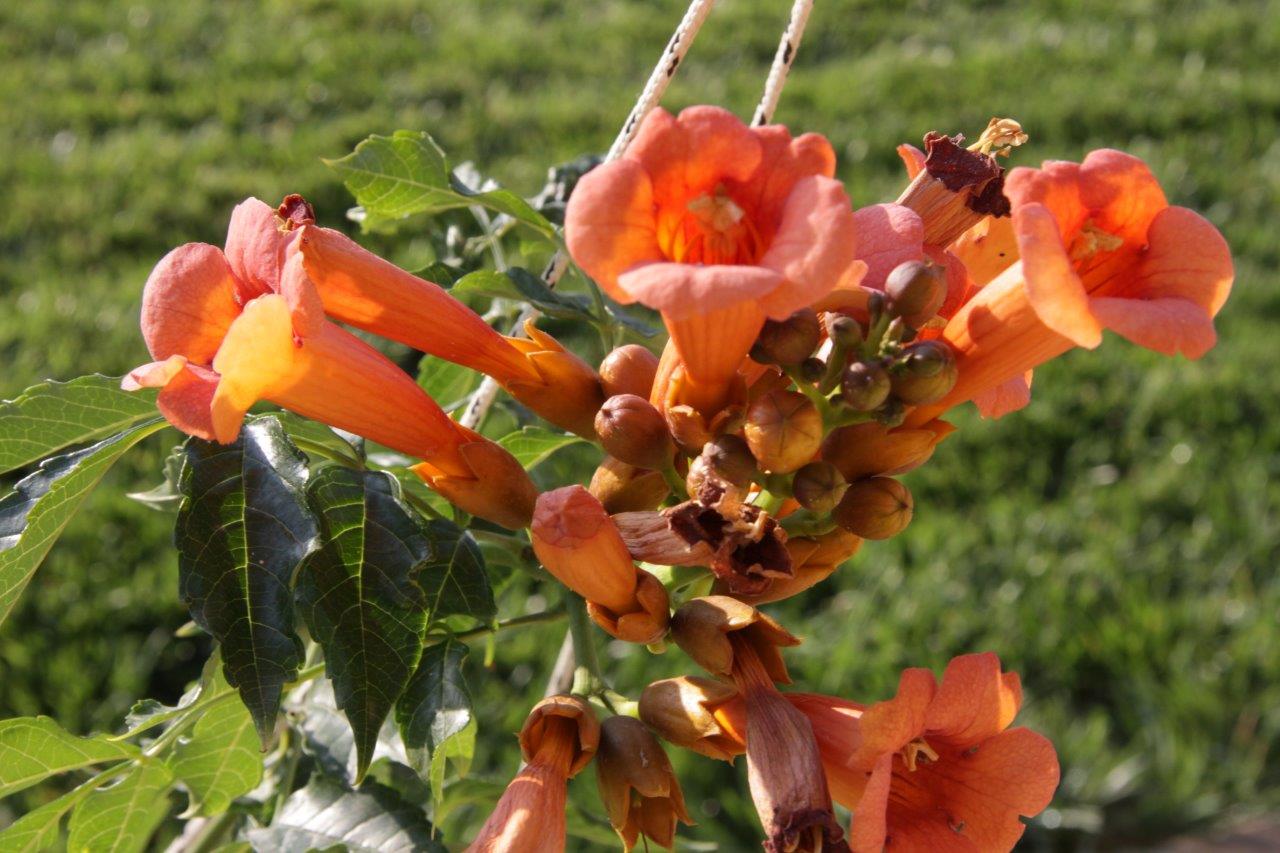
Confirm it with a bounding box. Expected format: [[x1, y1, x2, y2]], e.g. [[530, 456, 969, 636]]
[[246, 776, 443, 853], [416, 355, 482, 414], [394, 640, 473, 798], [296, 467, 433, 781], [176, 419, 318, 745], [449, 268, 593, 323], [170, 678, 263, 816], [0, 375, 162, 474], [418, 520, 494, 622], [66, 761, 173, 853], [0, 771, 117, 852], [0, 418, 165, 629], [0, 717, 139, 799], [496, 426, 587, 470], [327, 130, 556, 240]]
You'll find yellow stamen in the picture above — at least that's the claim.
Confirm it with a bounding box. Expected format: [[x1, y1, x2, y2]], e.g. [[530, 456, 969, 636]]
[[968, 118, 1029, 158], [901, 737, 939, 772], [1068, 219, 1125, 263]]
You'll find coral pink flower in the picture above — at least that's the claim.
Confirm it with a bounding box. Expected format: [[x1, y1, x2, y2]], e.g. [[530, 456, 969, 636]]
[[567, 106, 860, 413], [841, 653, 1059, 852], [123, 202, 537, 528], [907, 149, 1233, 426]]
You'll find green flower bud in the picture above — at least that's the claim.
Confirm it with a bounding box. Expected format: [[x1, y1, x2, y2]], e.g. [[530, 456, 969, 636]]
[[750, 309, 821, 366], [885, 260, 947, 327], [791, 461, 848, 514], [891, 340, 959, 405], [841, 361, 891, 412], [825, 313, 864, 348]]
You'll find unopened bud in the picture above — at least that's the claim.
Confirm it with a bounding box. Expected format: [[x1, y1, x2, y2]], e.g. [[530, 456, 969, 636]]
[[531, 486, 641, 615], [504, 320, 606, 439], [841, 361, 891, 412], [749, 309, 821, 366], [799, 357, 826, 383], [590, 456, 670, 513], [701, 434, 757, 488], [600, 344, 660, 399], [791, 461, 848, 514], [670, 596, 797, 682], [821, 422, 940, 480], [891, 340, 958, 405], [885, 260, 947, 328], [596, 394, 674, 471], [596, 716, 692, 850], [638, 676, 745, 762], [743, 390, 823, 474], [412, 435, 537, 530], [587, 569, 670, 645], [833, 477, 913, 540], [825, 313, 863, 348]]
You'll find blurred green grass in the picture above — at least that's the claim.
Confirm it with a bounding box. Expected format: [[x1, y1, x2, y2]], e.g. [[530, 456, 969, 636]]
[[1, 0, 1277, 847]]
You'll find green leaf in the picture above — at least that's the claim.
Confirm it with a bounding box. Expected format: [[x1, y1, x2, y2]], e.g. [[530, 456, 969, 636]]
[[246, 776, 443, 853], [327, 130, 556, 240], [0, 418, 165, 628], [296, 467, 433, 781], [395, 640, 474, 802], [176, 419, 318, 745], [496, 426, 588, 470], [416, 355, 482, 414], [449, 268, 593, 323], [66, 761, 174, 853], [0, 716, 139, 799], [0, 374, 161, 474], [169, 677, 263, 816], [418, 520, 494, 622], [0, 772, 116, 852], [264, 412, 364, 467], [126, 442, 186, 512]]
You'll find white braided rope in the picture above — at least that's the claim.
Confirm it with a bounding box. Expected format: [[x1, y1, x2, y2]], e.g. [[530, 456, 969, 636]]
[[461, 0, 717, 431], [751, 0, 815, 126]]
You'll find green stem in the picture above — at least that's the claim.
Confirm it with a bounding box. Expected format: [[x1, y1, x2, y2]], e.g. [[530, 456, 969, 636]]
[[449, 608, 566, 642], [780, 510, 838, 538], [565, 593, 606, 697]]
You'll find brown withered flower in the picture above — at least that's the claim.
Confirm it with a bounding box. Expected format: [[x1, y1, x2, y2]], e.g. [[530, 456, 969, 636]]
[[639, 675, 746, 762], [669, 597, 848, 852], [596, 715, 693, 850], [896, 125, 1018, 248], [468, 695, 599, 853]]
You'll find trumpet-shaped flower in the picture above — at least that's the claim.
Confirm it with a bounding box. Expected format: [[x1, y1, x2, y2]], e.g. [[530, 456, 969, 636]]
[[124, 205, 536, 529], [907, 149, 1233, 425], [567, 106, 860, 413]]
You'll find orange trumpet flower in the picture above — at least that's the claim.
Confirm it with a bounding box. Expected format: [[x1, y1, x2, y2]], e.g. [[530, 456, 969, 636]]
[[567, 106, 860, 414], [907, 149, 1233, 426], [124, 208, 536, 529]]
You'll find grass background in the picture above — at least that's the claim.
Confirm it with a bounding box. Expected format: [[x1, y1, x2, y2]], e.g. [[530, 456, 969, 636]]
[[2, 0, 1277, 848]]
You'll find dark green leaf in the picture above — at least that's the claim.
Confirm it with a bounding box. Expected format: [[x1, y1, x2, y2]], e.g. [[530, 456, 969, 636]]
[[246, 776, 443, 853], [0, 419, 166, 628], [449, 268, 593, 323], [296, 467, 433, 781], [0, 374, 161, 474], [292, 681, 410, 784], [170, 670, 263, 816], [394, 640, 474, 797], [410, 261, 465, 286], [496, 426, 587, 470], [176, 419, 318, 744], [416, 355, 482, 414], [418, 520, 494, 622], [326, 130, 556, 240], [264, 412, 364, 467], [0, 716, 139, 798], [67, 761, 174, 853]]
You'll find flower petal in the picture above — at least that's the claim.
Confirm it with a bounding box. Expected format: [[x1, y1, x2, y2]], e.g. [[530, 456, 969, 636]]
[[950, 215, 1018, 289], [972, 371, 1033, 419], [733, 126, 836, 236], [1004, 160, 1089, 239], [140, 243, 241, 363], [224, 197, 288, 299], [210, 294, 298, 442], [1077, 149, 1168, 246], [628, 106, 762, 204], [849, 203, 923, 291], [1131, 205, 1233, 315], [1089, 296, 1218, 358], [897, 143, 926, 180], [154, 362, 221, 442], [925, 652, 1022, 747], [757, 176, 859, 318], [619, 262, 782, 320], [847, 668, 936, 772], [564, 158, 662, 302], [1015, 203, 1103, 348]]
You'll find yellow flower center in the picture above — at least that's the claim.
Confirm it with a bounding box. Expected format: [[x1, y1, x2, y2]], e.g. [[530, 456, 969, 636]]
[[660, 184, 764, 266], [1068, 219, 1125, 264], [900, 737, 939, 772]]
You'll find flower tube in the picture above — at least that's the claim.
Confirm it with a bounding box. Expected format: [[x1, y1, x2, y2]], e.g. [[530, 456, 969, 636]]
[[124, 210, 536, 529]]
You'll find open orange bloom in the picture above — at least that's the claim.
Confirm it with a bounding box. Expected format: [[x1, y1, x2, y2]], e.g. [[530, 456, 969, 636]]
[[907, 149, 1233, 426], [567, 106, 860, 413], [124, 204, 535, 528], [842, 653, 1059, 852]]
